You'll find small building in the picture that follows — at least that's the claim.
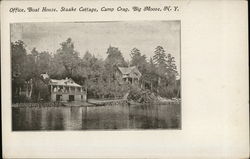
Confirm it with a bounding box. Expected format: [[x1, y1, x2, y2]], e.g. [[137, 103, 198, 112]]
[[40, 73, 87, 102], [116, 66, 142, 85], [49, 77, 87, 102]]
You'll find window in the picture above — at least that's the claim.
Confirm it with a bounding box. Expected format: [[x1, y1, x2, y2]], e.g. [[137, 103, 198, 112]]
[[69, 95, 74, 101], [56, 95, 62, 101]]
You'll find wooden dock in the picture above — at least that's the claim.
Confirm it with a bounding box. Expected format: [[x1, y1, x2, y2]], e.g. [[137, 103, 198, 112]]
[[62, 101, 94, 107], [87, 99, 128, 106]]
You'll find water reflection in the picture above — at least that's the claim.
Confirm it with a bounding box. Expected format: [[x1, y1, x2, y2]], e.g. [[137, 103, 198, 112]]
[[12, 104, 181, 131]]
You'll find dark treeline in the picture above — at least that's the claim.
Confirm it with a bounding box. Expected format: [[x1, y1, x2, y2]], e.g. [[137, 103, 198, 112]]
[[12, 38, 180, 103]]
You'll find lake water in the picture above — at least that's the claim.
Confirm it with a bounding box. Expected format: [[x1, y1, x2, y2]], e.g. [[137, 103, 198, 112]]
[[12, 104, 181, 131]]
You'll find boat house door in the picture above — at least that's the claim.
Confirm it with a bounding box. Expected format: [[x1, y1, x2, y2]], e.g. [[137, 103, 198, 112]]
[[69, 95, 74, 101], [56, 95, 62, 101]]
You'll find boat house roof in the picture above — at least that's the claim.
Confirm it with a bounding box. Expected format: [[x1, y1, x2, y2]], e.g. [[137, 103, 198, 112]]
[[50, 78, 82, 87], [40, 73, 82, 87]]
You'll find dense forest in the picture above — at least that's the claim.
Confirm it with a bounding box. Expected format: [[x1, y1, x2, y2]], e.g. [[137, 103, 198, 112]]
[[11, 38, 180, 103]]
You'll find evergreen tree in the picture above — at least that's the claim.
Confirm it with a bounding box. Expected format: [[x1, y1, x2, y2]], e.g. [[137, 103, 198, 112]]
[[166, 53, 177, 74], [153, 46, 167, 67], [130, 48, 141, 62]]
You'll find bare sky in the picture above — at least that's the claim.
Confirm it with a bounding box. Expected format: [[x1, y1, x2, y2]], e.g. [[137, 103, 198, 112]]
[[11, 21, 180, 73]]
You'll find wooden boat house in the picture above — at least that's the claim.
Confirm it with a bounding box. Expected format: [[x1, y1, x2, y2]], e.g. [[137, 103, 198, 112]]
[[49, 77, 86, 102], [40, 73, 87, 102]]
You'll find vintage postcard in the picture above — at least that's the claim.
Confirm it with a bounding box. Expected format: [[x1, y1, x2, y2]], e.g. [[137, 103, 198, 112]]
[[1, 0, 248, 158], [10, 21, 181, 131]]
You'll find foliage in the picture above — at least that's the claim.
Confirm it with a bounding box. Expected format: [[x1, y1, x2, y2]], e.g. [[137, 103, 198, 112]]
[[127, 86, 158, 103], [11, 40, 28, 102], [56, 38, 81, 77], [151, 46, 180, 98], [31, 77, 50, 102], [11, 40, 27, 77], [104, 46, 127, 85], [153, 46, 167, 67], [105, 45, 127, 67], [130, 48, 148, 74], [11, 38, 180, 103]]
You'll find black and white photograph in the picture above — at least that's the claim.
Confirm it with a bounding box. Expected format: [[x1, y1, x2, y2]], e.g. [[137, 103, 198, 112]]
[[11, 21, 181, 131], [2, 0, 249, 158]]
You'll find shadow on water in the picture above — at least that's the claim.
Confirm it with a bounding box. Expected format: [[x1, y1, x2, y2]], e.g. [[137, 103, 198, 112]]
[[12, 103, 181, 131]]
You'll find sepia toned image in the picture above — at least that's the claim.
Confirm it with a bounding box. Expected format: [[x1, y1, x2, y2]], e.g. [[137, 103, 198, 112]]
[[11, 21, 181, 131], [2, 0, 248, 158]]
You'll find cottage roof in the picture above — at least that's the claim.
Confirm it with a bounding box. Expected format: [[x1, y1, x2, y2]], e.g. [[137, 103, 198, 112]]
[[118, 66, 136, 74], [50, 78, 82, 87], [118, 66, 141, 78]]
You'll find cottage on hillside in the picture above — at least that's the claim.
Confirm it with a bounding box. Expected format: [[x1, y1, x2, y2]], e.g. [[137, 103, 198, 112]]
[[116, 66, 141, 85]]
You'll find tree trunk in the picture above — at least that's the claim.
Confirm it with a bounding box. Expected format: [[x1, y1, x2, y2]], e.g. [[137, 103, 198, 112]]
[[177, 87, 180, 98], [19, 87, 22, 96], [157, 77, 161, 94], [85, 80, 88, 102], [26, 82, 29, 98], [29, 80, 33, 99], [108, 74, 111, 86], [38, 91, 40, 102]]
